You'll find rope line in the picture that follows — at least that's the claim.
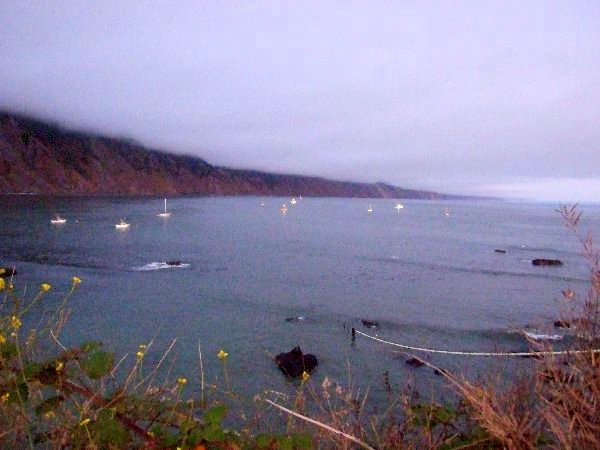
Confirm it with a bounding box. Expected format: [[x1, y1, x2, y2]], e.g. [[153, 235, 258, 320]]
[[354, 329, 600, 357]]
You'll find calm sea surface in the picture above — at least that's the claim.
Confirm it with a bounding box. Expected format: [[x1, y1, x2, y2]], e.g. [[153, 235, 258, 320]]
[[1, 196, 598, 402]]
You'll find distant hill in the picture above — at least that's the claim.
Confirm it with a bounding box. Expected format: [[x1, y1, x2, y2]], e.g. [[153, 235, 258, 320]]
[[0, 112, 448, 198]]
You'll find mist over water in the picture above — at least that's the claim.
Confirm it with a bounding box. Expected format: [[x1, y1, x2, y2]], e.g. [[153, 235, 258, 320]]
[[1, 196, 597, 400]]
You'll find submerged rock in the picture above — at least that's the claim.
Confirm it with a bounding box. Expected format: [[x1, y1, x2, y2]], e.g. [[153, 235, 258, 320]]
[[285, 316, 305, 322], [275, 346, 318, 378], [0, 267, 16, 278], [532, 259, 563, 266], [361, 319, 379, 329]]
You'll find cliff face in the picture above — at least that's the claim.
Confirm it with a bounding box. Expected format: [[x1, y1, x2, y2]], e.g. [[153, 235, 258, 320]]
[[0, 113, 442, 198]]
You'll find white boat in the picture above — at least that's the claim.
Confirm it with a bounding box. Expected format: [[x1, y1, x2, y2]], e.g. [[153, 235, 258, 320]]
[[395, 203, 404, 211], [290, 198, 297, 205], [367, 204, 373, 212], [444, 208, 451, 216], [157, 198, 171, 218], [115, 219, 130, 229], [51, 215, 66, 224]]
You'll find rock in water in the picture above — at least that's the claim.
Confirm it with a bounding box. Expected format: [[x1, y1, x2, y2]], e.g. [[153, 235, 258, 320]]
[[275, 346, 318, 378], [494, 249, 506, 254], [554, 320, 571, 329], [167, 260, 182, 266], [361, 319, 379, 329], [0, 267, 17, 278], [532, 259, 563, 266], [405, 357, 425, 368]]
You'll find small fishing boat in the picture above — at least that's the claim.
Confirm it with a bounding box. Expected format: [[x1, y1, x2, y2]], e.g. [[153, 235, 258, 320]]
[[157, 198, 171, 218], [290, 198, 297, 205], [444, 208, 451, 216], [51, 215, 66, 224], [395, 203, 404, 211], [115, 219, 130, 229], [367, 205, 373, 212]]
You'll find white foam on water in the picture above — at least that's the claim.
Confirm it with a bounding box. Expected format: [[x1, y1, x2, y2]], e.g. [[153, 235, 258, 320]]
[[524, 331, 563, 341], [133, 262, 190, 271]]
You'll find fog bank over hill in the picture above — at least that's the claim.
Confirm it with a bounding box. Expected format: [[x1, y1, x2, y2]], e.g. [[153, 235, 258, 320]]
[[0, 112, 452, 199]]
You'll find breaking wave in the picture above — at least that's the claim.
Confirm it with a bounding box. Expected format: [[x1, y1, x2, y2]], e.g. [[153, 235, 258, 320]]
[[133, 262, 190, 271]]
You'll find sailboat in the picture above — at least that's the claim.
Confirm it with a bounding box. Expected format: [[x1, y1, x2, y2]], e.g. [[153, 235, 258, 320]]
[[367, 204, 373, 212], [115, 218, 130, 229], [157, 198, 171, 218], [51, 215, 66, 224], [395, 203, 404, 211]]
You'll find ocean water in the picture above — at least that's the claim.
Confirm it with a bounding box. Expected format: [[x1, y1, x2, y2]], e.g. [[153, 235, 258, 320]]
[[1, 196, 598, 403]]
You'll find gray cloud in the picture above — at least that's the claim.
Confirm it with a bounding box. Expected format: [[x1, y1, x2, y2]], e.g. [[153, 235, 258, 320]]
[[1, 1, 599, 201]]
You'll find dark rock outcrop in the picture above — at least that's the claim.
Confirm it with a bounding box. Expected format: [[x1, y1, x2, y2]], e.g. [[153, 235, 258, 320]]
[[405, 357, 425, 368], [554, 320, 571, 329], [166, 260, 182, 266], [274, 346, 318, 378], [0, 267, 16, 278], [532, 259, 563, 266], [494, 249, 506, 254], [361, 319, 379, 329]]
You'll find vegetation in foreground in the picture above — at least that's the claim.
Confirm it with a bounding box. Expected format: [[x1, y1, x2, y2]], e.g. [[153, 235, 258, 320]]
[[1, 205, 599, 449]]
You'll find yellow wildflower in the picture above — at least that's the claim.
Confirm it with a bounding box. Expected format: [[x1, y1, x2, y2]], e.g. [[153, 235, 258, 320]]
[[177, 377, 187, 386], [301, 371, 310, 382], [0, 334, 6, 344], [136, 351, 145, 361], [217, 349, 229, 360], [0, 268, 4, 275], [79, 418, 91, 426], [0, 278, 5, 290], [44, 411, 56, 419], [10, 316, 21, 330], [1, 392, 9, 403], [139, 344, 147, 350], [55, 361, 64, 372], [41, 283, 51, 292], [72, 276, 82, 285]]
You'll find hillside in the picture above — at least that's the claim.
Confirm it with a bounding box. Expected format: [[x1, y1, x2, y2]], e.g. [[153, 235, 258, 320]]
[[0, 112, 444, 198]]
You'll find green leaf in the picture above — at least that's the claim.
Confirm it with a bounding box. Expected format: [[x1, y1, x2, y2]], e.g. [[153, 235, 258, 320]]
[[291, 432, 312, 449], [204, 404, 227, 425], [23, 362, 43, 379], [80, 341, 103, 353], [434, 405, 455, 424], [276, 435, 294, 450], [92, 414, 127, 447], [0, 342, 17, 359], [7, 382, 29, 403], [187, 428, 203, 446], [201, 423, 225, 442], [81, 351, 114, 379], [35, 395, 65, 416], [255, 433, 274, 448]]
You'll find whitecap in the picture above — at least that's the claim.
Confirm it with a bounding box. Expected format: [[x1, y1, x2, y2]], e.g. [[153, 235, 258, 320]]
[[133, 262, 190, 271], [524, 331, 563, 341]]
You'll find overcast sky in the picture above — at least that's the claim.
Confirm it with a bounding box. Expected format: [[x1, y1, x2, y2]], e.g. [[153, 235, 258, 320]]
[[1, 1, 599, 202]]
